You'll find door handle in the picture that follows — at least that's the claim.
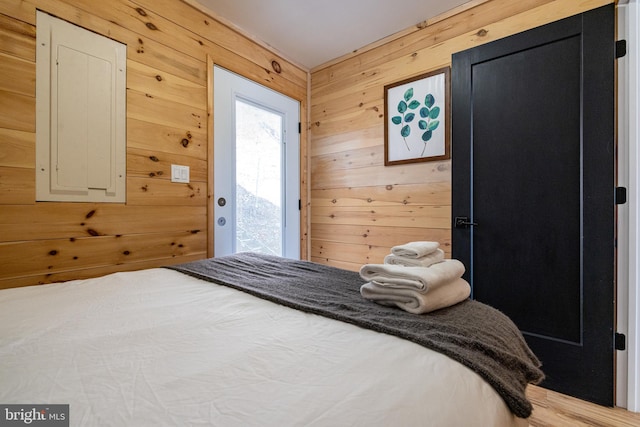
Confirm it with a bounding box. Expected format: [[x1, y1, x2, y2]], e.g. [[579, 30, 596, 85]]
[[454, 216, 478, 228]]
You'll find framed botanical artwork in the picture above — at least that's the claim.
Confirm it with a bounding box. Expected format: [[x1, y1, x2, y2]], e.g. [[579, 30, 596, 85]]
[[384, 67, 450, 165]]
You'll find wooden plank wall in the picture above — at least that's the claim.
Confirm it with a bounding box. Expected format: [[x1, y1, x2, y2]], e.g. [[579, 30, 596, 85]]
[[309, 0, 613, 271], [0, 0, 308, 289]]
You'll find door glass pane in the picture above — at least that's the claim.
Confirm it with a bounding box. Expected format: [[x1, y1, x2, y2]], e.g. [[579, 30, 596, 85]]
[[235, 99, 282, 256]]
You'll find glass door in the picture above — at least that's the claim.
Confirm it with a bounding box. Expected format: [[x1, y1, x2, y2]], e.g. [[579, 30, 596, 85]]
[[213, 66, 300, 259]]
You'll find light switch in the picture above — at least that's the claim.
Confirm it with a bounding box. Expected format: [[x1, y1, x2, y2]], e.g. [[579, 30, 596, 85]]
[[171, 165, 190, 183]]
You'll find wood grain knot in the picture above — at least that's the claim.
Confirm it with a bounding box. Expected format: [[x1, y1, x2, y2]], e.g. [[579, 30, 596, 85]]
[[135, 7, 147, 16], [146, 22, 158, 31], [123, 251, 131, 256], [386, 185, 393, 190], [155, 75, 163, 81], [87, 229, 99, 236], [181, 138, 190, 147], [477, 29, 488, 37], [85, 209, 96, 219], [271, 60, 282, 74], [49, 250, 58, 256], [149, 155, 159, 162]]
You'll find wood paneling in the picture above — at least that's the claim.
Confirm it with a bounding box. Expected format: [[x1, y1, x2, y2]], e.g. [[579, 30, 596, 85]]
[[127, 118, 207, 160], [0, 13, 36, 61], [311, 223, 451, 250], [0, 89, 35, 132], [309, 0, 612, 271], [126, 177, 206, 206], [0, 128, 35, 168], [127, 89, 207, 133], [311, 182, 451, 207], [0, 231, 205, 279], [0, 52, 35, 96], [0, 204, 206, 242], [0, 254, 204, 289], [0, 0, 308, 288], [127, 60, 207, 109], [0, 166, 35, 205]]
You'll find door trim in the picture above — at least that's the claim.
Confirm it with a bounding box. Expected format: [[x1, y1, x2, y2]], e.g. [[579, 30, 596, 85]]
[[619, 0, 640, 412]]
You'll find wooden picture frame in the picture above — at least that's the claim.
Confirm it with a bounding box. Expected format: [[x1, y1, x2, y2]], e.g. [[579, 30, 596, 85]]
[[384, 67, 450, 166]]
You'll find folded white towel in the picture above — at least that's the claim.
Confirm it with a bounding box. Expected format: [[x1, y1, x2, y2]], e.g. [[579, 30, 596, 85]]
[[390, 241, 440, 258], [384, 248, 445, 267], [360, 278, 471, 314], [359, 259, 466, 293]]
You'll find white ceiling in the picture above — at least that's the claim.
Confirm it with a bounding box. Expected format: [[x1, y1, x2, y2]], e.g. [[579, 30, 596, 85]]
[[193, 0, 470, 69]]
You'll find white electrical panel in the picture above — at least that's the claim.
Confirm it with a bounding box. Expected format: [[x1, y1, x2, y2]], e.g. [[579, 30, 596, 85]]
[[35, 11, 126, 203]]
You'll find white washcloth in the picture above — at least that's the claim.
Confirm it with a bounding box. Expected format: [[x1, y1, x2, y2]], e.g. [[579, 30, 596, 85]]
[[360, 278, 471, 314], [391, 241, 440, 258], [359, 259, 466, 293], [384, 249, 445, 267]]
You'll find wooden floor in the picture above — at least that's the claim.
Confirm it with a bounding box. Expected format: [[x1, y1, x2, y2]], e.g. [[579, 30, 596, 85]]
[[527, 385, 640, 426]]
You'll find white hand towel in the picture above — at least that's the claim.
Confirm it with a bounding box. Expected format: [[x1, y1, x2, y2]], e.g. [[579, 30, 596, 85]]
[[360, 278, 471, 314], [358, 259, 466, 293], [390, 241, 440, 258], [384, 249, 445, 267]]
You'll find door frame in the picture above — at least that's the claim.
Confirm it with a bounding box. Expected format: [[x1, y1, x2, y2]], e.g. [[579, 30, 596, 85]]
[[619, 0, 640, 412]]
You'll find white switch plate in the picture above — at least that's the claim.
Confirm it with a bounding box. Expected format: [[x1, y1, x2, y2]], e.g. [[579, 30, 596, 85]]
[[171, 165, 190, 183]]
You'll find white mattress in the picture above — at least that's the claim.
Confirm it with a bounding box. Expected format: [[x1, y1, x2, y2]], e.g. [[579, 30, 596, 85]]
[[0, 268, 527, 426]]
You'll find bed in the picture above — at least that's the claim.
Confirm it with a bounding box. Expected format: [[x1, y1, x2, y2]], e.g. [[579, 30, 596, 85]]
[[0, 252, 542, 426]]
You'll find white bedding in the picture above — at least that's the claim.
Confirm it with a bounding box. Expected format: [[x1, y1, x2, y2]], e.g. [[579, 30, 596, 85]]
[[0, 268, 527, 426]]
